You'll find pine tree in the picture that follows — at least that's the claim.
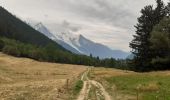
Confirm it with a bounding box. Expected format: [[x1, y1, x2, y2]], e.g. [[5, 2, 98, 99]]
[[166, 2, 170, 17], [150, 18, 170, 70], [154, 0, 167, 21], [129, 0, 166, 71]]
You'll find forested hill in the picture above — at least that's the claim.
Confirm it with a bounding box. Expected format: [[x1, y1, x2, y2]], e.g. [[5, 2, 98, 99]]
[[0, 6, 127, 69], [0, 6, 66, 51]]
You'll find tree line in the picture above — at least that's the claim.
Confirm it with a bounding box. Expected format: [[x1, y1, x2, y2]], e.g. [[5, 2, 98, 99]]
[[0, 37, 127, 69], [0, 6, 129, 69]]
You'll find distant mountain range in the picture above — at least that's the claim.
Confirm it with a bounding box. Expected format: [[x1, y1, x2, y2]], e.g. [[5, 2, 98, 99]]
[[31, 22, 129, 59]]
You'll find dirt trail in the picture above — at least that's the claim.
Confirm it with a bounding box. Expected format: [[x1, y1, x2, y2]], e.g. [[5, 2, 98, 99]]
[[77, 68, 112, 100], [77, 68, 91, 100]]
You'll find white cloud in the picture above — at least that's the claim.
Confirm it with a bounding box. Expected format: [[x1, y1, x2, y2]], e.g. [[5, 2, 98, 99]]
[[1, 0, 169, 52]]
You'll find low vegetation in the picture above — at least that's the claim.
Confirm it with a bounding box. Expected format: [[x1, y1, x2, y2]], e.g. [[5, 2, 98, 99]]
[[88, 84, 98, 100], [0, 36, 127, 70], [90, 67, 170, 100], [73, 80, 83, 95], [0, 53, 87, 99], [106, 75, 170, 100]]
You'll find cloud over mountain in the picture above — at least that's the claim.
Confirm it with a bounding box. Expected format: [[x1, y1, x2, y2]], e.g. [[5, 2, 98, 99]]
[[1, 0, 168, 51]]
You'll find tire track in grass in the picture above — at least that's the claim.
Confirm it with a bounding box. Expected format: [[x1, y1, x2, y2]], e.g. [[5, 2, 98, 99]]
[[77, 68, 112, 100]]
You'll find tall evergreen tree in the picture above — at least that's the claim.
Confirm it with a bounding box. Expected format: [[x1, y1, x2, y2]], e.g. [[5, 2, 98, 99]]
[[166, 2, 170, 17], [129, 0, 166, 71], [154, 0, 167, 21], [150, 18, 170, 70]]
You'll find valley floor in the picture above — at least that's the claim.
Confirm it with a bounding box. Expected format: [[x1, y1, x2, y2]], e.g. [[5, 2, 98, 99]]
[[88, 67, 170, 100], [0, 52, 87, 100], [1, 52, 170, 100]]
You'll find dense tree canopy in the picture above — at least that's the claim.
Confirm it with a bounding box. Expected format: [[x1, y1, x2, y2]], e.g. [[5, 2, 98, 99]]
[[0, 6, 65, 51], [0, 37, 128, 69], [129, 0, 167, 71], [150, 18, 170, 70]]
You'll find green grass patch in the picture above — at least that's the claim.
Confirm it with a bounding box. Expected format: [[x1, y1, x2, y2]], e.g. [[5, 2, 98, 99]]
[[68, 80, 83, 100], [73, 80, 83, 95], [88, 84, 97, 99], [105, 74, 170, 100]]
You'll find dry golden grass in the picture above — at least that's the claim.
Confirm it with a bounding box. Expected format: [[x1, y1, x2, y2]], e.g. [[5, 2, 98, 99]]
[[91, 67, 136, 78], [137, 82, 160, 92], [92, 67, 170, 78], [90, 67, 170, 100], [88, 68, 170, 100], [0, 53, 87, 100], [90, 68, 137, 100]]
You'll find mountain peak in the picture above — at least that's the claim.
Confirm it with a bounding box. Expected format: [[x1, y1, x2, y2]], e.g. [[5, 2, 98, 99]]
[[31, 22, 129, 59], [79, 34, 83, 38], [78, 34, 88, 41], [34, 22, 45, 29], [31, 22, 56, 40]]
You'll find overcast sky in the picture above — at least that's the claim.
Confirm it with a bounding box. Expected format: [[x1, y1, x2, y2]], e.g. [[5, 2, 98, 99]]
[[1, 0, 169, 52]]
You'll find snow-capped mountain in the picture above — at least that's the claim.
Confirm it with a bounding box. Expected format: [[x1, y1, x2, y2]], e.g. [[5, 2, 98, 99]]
[[33, 23, 81, 54], [34, 22, 56, 40], [31, 22, 129, 59], [76, 35, 129, 59]]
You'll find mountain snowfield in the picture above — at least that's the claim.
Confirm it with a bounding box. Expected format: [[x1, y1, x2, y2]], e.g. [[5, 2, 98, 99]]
[[31, 22, 129, 59]]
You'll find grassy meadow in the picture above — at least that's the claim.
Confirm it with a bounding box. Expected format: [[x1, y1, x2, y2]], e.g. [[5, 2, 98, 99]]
[[1, 52, 170, 100], [90, 67, 170, 100], [0, 52, 87, 100]]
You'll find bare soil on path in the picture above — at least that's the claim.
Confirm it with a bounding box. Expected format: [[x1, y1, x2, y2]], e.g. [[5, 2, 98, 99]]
[[77, 68, 112, 100]]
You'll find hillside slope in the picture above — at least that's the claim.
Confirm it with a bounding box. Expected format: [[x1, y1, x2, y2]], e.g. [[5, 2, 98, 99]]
[[33, 23, 81, 54], [32, 22, 129, 59], [0, 7, 66, 51]]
